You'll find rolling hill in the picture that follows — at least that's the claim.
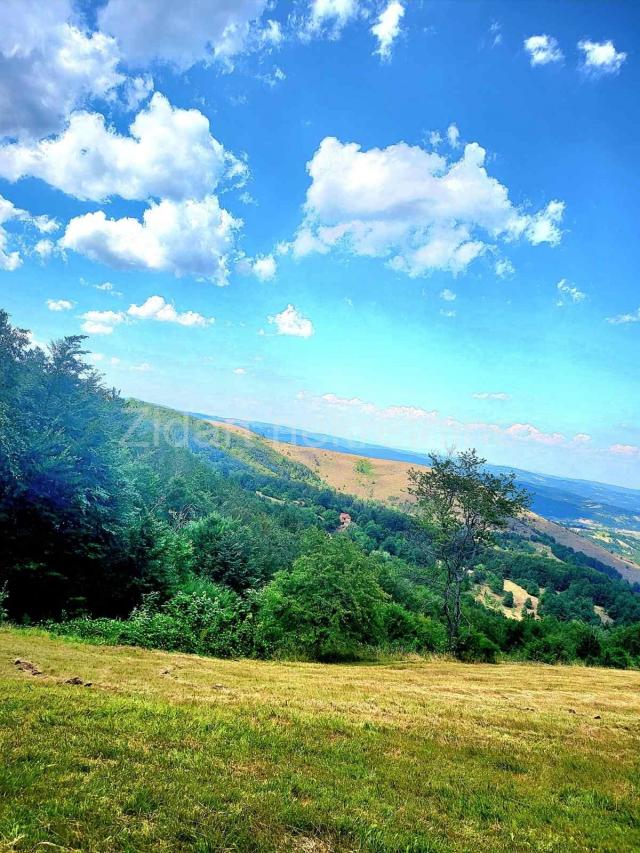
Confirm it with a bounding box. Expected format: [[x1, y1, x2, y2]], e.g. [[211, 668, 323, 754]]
[[193, 413, 640, 584]]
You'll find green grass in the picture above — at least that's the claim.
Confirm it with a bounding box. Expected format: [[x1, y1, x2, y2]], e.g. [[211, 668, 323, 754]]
[[1, 627, 639, 851]]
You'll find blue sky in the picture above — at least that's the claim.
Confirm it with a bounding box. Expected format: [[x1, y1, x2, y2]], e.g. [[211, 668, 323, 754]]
[[1, 0, 639, 486]]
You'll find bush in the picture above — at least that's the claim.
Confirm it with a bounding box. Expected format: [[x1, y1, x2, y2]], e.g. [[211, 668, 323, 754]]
[[256, 532, 388, 661], [381, 602, 447, 653], [458, 630, 500, 663], [502, 590, 515, 608]]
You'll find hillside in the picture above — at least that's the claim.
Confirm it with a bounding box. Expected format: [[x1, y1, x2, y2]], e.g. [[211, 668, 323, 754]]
[[2, 627, 640, 852], [205, 418, 640, 583]]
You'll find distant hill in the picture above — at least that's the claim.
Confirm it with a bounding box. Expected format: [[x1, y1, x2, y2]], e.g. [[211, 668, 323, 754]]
[[190, 412, 640, 584]]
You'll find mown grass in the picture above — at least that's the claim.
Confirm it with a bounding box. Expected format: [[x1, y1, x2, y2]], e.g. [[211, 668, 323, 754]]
[[1, 627, 639, 851]]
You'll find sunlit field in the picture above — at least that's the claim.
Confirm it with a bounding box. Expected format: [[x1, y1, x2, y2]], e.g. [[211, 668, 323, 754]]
[[2, 627, 639, 852]]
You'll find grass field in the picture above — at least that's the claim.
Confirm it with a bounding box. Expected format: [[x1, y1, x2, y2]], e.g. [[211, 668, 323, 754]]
[[1, 628, 639, 852]]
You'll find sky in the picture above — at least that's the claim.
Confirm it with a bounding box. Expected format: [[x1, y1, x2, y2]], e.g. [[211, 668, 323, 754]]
[[0, 0, 639, 488]]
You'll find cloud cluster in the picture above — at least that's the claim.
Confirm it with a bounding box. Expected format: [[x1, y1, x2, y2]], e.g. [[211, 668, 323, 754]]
[[0, 193, 59, 270], [303, 390, 601, 451], [81, 295, 214, 335], [290, 135, 564, 276]]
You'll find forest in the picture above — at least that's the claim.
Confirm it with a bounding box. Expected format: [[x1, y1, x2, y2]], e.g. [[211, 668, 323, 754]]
[[2, 309, 640, 668]]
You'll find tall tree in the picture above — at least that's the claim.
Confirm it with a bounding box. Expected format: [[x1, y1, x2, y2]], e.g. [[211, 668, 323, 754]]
[[409, 449, 529, 652]]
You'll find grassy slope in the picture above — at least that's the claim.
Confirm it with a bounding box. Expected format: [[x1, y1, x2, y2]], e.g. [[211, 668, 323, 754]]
[[2, 628, 640, 852]]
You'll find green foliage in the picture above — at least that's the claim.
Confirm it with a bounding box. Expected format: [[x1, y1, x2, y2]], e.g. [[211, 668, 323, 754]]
[[256, 533, 388, 661], [355, 458, 375, 476], [502, 590, 515, 608]]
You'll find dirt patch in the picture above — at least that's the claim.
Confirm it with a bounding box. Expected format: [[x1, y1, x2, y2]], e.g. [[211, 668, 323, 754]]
[[14, 658, 42, 676]]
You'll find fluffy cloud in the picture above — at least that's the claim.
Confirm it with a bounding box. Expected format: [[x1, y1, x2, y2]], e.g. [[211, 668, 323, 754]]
[[268, 304, 314, 337], [97, 0, 268, 69], [556, 279, 586, 306], [524, 34, 563, 66], [292, 136, 564, 276], [128, 295, 213, 326], [46, 298, 74, 311], [440, 288, 456, 301], [0, 93, 239, 202], [495, 258, 515, 278], [371, 1, 404, 60], [607, 307, 640, 325], [608, 444, 640, 457], [251, 255, 277, 281], [0, 0, 122, 140], [81, 295, 213, 334], [473, 391, 510, 401], [578, 40, 627, 75], [447, 124, 461, 149], [61, 195, 241, 283], [81, 309, 126, 335]]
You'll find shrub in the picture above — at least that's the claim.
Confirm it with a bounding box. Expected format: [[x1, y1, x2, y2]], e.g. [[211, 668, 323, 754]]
[[256, 532, 388, 661]]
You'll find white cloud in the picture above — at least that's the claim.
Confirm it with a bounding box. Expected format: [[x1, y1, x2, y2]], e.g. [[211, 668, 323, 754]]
[[495, 258, 515, 278], [97, 0, 269, 69], [0, 0, 123, 140], [34, 239, 55, 259], [268, 304, 314, 337], [81, 295, 213, 334], [0, 93, 240, 202], [573, 433, 591, 443], [260, 19, 283, 46], [46, 298, 74, 311], [371, 1, 404, 60], [556, 279, 585, 306], [127, 295, 213, 327], [293, 136, 564, 276], [130, 362, 153, 372], [233, 367, 247, 374], [251, 254, 277, 280], [447, 124, 460, 149], [440, 288, 456, 301], [307, 0, 360, 35], [473, 391, 510, 401], [0, 193, 58, 270], [607, 307, 640, 325], [578, 39, 627, 75], [81, 309, 126, 335], [307, 390, 570, 447], [524, 34, 563, 66], [609, 443, 640, 457], [440, 308, 456, 318], [60, 195, 241, 284]]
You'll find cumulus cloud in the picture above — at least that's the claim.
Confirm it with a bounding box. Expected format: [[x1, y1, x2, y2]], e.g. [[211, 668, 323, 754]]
[[292, 136, 564, 276], [46, 298, 74, 311], [371, 1, 404, 60], [524, 34, 563, 66], [606, 307, 640, 325], [0, 93, 240, 202], [60, 195, 241, 284], [446, 124, 461, 149], [81, 295, 214, 334], [556, 279, 586, 306], [473, 391, 510, 400], [233, 367, 247, 374], [81, 309, 126, 335], [0, 0, 123, 140], [268, 304, 314, 337], [440, 288, 456, 301], [128, 295, 213, 326], [578, 39, 627, 75], [97, 0, 269, 69], [609, 443, 640, 457], [251, 255, 277, 280]]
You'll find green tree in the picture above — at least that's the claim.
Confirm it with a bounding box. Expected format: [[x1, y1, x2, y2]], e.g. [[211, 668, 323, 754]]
[[409, 449, 529, 653], [257, 532, 388, 661]]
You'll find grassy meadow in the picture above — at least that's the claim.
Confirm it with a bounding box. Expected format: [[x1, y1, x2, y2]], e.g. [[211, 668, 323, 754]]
[[1, 627, 639, 852]]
